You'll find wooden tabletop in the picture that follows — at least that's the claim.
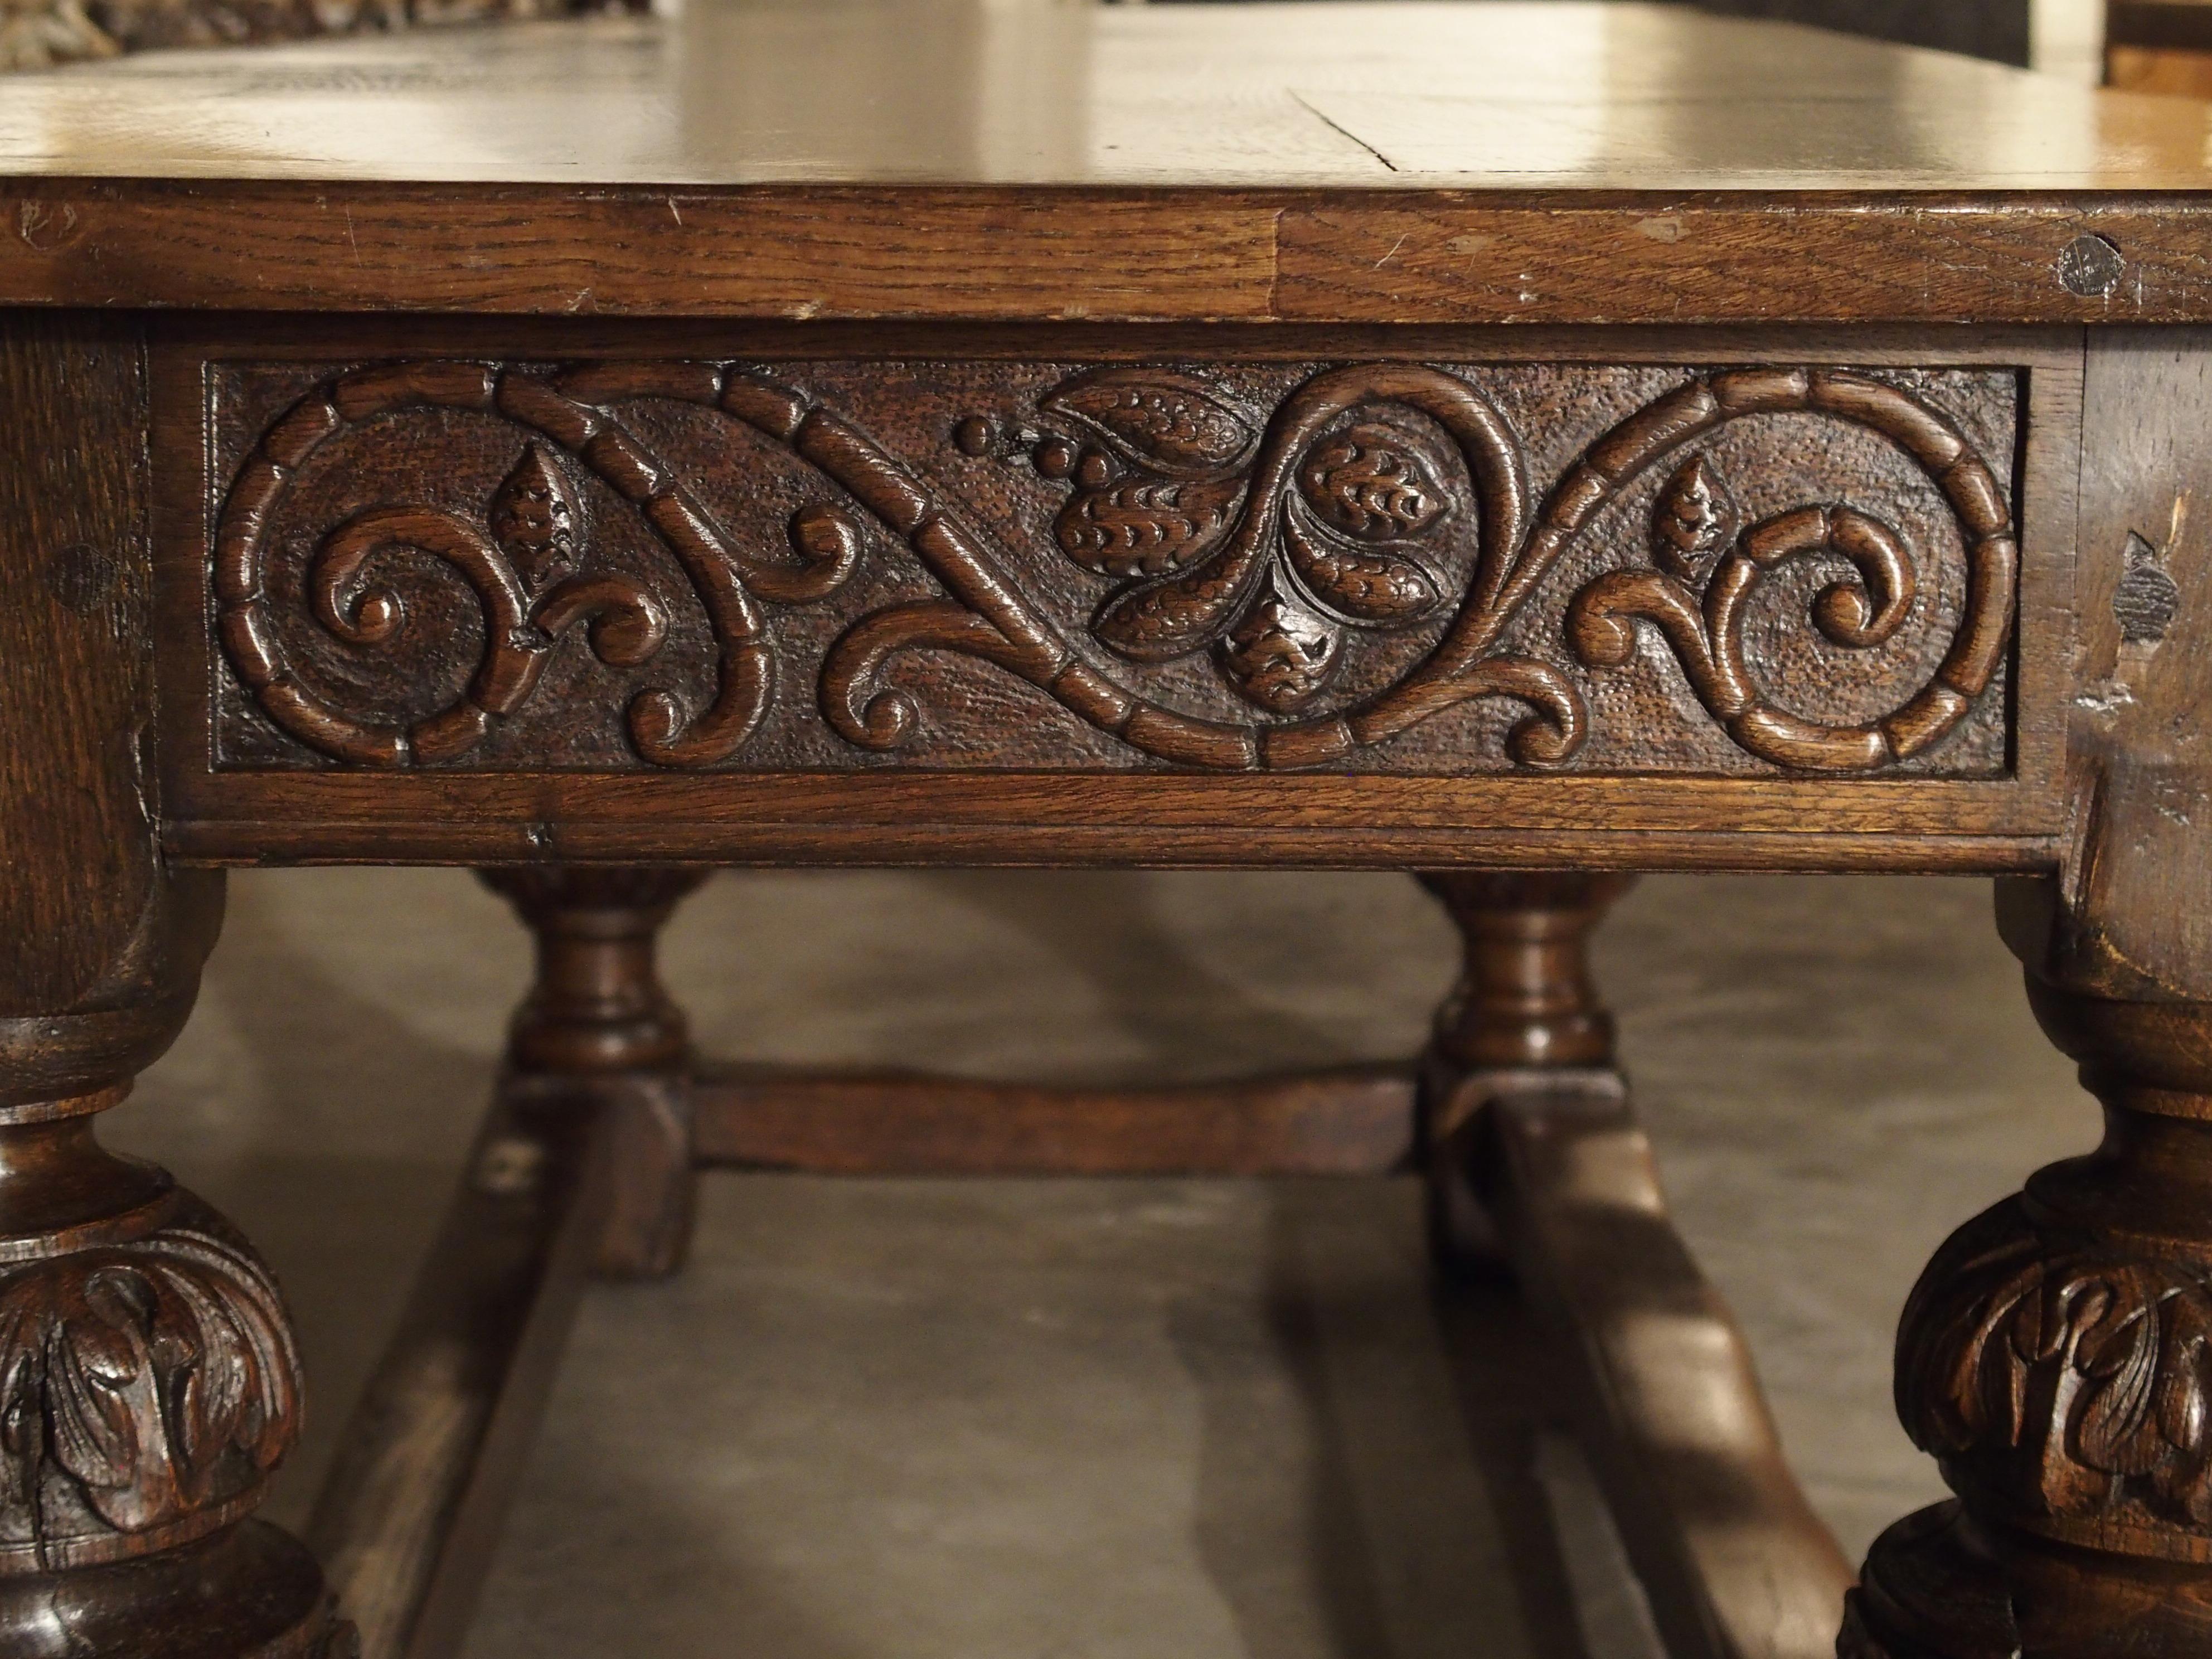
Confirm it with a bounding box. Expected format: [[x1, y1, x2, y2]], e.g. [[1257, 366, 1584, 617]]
[[4, 0, 2208, 189], [4, 0, 2212, 322]]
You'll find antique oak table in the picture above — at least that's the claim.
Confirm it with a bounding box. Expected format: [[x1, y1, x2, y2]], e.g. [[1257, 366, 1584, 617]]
[[8, 3, 2212, 1656]]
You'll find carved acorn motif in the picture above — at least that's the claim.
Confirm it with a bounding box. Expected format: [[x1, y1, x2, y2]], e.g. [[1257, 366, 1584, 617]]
[[1218, 583, 1345, 714], [1032, 372, 1257, 580], [1297, 421, 1449, 542], [1053, 476, 1244, 579], [489, 442, 583, 595], [1650, 452, 1741, 584], [216, 357, 2015, 778], [1009, 373, 1468, 715]]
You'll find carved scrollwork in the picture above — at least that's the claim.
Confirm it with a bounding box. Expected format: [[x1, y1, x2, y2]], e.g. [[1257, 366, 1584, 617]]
[[213, 358, 2018, 775], [0, 1196, 302, 1573], [217, 362, 865, 769], [951, 363, 2016, 772], [1896, 1195, 2212, 1560]]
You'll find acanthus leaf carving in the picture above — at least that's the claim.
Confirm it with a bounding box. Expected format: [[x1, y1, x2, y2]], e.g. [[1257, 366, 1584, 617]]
[[213, 358, 2018, 778], [1896, 1195, 2212, 1546], [0, 1200, 302, 1573]]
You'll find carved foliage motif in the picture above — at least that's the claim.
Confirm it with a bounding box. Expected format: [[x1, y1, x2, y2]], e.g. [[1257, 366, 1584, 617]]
[[1897, 1195, 2212, 1554], [212, 360, 2019, 775], [0, 1201, 301, 1572]]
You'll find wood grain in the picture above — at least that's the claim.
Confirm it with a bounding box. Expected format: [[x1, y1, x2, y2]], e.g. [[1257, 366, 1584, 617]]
[[2, 3, 2203, 190], [15, 186, 2212, 323], [3, 4, 2212, 320], [1846, 994, 2212, 1659], [0, 314, 154, 1014], [1485, 1083, 1855, 1659], [483, 867, 706, 1278], [149, 323, 2079, 872], [1999, 331, 2212, 1001], [690, 1065, 1415, 1176], [196, 354, 2023, 781]]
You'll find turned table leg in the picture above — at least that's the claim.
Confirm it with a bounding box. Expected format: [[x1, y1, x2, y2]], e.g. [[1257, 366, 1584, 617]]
[[0, 317, 345, 1655], [478, 868, 708, 1279], [1418, 872, 1636, 1267], [0, 920, 346, 1658], [1846, 901, 2212, 1658], [1846, 328, 2212, 1659]]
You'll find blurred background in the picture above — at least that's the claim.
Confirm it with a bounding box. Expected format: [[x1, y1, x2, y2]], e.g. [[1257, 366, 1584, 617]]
[[0, 0, 2158, 89]]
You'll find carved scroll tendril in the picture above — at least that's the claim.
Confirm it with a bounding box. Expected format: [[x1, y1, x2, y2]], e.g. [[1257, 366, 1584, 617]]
[[216, 359, 2017, 775]]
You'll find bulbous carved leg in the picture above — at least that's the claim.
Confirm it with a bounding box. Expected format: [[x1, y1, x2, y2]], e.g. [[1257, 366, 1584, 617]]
[[1417, 872, 1636, 1269], [1, 317, 342, 1657], [0, 892, 347, 1659], [1848, 968, 2212, 1659], [478, 867, 709, 1280]]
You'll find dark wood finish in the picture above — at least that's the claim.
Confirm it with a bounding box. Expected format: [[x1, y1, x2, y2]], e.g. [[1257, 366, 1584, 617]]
[[1419, 871, 1636, 1265], [17, 185, 2212, 326], [8, 6, 2212, 323], [691, 1065, 1415, 1177], [0, 313, 158, 1021], [480, 867, 706, 1279], [1415, 874, 1850, 1657], [1486, 1082, 1856, 1659], [1844, 986, 2212, 1659], [0, 314, 343, 1657], [1845, 332, 2212, 1658], [11, 7, 2212, 1655], [201, 355, 2019, 780], [1422, 873, 1639, 1074], [306, 1094, 610, 1659], [153, 323, 2082, 872]]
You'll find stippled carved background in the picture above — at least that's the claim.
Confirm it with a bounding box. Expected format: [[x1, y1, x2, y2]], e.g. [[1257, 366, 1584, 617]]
[[205, 357, 2019, 776]]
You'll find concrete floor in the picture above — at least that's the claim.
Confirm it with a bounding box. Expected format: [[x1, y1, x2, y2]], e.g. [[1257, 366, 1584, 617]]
[[106, 870, 2089, 1658]]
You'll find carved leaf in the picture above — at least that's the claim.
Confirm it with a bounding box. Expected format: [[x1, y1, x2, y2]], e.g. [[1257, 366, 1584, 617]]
[[1297, 423, 1449, 542], [0, 1224, 299, 1563], [2157, 1296, 2212, 1458], [1054, 476, 1243, 578], [219, 356, 2011, 780], [1040, 370, 1256, 479], [1282, 508, 1444, 627], [2070, 1273, 2166, 1476], [1650, 453, 1740, 583], [1217, 584, 1344, 714], [489, 442, 583, 594], [1092, 534, 1266, 663]]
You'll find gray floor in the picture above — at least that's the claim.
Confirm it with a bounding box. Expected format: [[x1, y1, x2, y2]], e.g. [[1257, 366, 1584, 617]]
[[106, 871, 2088, 1658]]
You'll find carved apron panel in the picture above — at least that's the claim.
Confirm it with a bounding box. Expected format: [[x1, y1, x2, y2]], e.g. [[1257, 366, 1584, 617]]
[[204, 359, 2020, 776]]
